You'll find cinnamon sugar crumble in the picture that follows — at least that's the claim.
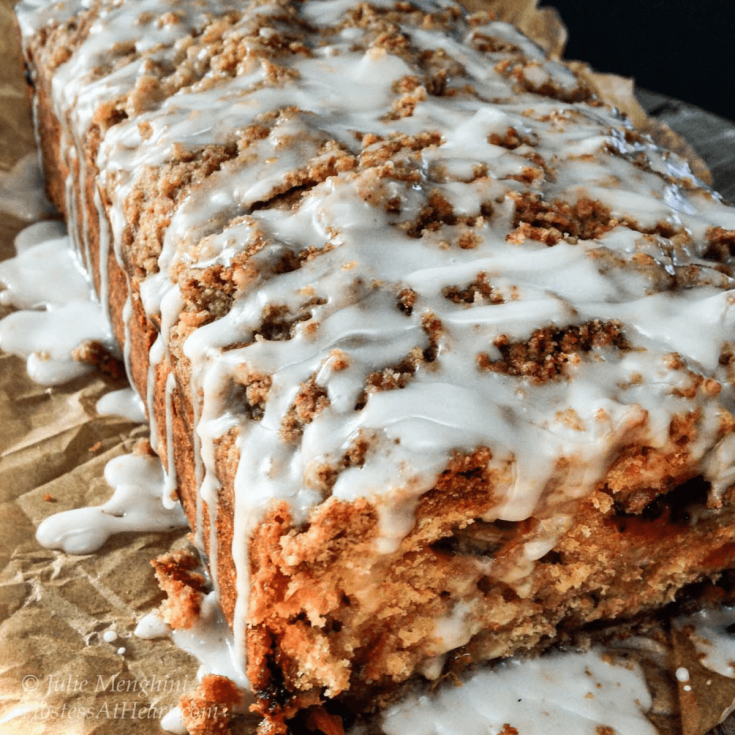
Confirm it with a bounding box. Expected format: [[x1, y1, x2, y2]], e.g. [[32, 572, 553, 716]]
[[151, 550, 207, 630], [478, 321, 629, 383], [507, 193, 614, 245]]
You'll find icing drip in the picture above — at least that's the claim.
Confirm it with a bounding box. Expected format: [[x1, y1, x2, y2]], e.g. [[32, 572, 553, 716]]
[[163, 370, 179, 507], [376, 648, 656, 735], [96, 387, 147, 422], [36, 452, 187, 554], [674, 606, 735, 679], [0, 152, 55, 221], [160, 708, 188, 735], [16, 0, 735, 686], [0, 221, 116, 385], [135, 592, 250, 690]]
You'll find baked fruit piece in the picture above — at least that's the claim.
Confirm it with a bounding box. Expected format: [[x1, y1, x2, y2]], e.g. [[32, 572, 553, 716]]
[[16, 0, 735, 729]]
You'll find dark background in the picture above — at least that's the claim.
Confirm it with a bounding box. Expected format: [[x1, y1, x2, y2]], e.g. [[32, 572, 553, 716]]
[[541, 0, 735, 123]]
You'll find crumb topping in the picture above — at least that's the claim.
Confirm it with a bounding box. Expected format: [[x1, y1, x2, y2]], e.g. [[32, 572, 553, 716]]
[[19, 0, 735, 704]]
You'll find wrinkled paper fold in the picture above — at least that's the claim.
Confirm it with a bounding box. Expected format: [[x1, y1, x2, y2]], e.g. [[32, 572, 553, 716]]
[[0, 0, 729, 732]]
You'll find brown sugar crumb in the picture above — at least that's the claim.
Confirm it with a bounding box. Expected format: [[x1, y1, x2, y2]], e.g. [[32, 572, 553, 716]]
[[343, 430, 370, 469], [125, 73, 165, 116], [704, 226, 735, 264], [372, 29, 411, 55], [359, 131, 442, 167], [498, 61, 593, 104], [384, 85, 428, 120], [488, 127, 532, 150], [507, 165, 544, 185], [402, 190, 456, 238], [255, 300, 325, 342], [365, 353, 419, 394], [353, 349, 422, 411], [122, 143, 240, 277], [425, 68, 448, 96], [72, 340, 126, 379], [43, 493, 56, 503], [231, 368, 272, 421], [507, 193, 615, 246], [396, 287, 417, 315], [477, 320, 628, 383], [179, 674, 241, 735], [470, 31, 519, 55], [151, 550, 207, 630], [88, 441, 102, 453], [422, 311, 443, 363], [499, 725, 519, 735], [281, 375, 330, 442], [306, 431, 372, 494], [304, 706, 345, 735], [457, 228, 483, 249], [720, 345, 735, 385], [443, 272, 504, 306], [392, 74, 422, 94]]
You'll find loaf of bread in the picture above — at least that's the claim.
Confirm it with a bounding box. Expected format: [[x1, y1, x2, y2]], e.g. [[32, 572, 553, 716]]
[[16, 0, 735, 730]]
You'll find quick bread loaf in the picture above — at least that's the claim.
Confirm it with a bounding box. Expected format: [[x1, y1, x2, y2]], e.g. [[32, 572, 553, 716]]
[[15, 0, 735, 730]]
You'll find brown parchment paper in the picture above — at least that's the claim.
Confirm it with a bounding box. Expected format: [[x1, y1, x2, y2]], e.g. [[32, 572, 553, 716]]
[[0, 0, 732, 733], [0, 4, 240, 733]]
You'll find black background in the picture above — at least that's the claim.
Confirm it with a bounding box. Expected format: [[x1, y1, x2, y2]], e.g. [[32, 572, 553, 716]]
[[541, 0, 735, 123]]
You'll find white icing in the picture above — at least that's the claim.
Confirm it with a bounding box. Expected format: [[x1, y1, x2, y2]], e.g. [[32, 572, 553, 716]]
[[674, 606, 735, 678], [0, 153, 55, 221], [161, 706, 188, 735], [378, 649, 656, 735], [36, 453, 188, 554], [0, 302, 109, 385], [172, 592, 249, 690], [135, 611, 173, 640], [16, 0, 735, 688], [135, 594, 249, 690], [102, 629, 119, 643], [163, 370, 179, 507], [13, 219, 66, 253], [96, 387, 147, 422], [0, 221, 116, 384]]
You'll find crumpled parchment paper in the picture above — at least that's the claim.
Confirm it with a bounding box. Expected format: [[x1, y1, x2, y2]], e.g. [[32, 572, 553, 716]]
[[0, 0, 731, 732]]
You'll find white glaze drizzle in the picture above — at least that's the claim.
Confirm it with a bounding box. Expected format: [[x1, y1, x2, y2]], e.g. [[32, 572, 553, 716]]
[[0, 152, 55, 221], [0, 221, 116, 385], [36, 452, 188, 554], [15, 0, 735, 683], [163, 370, 179, 507], [375, 648, 656, 735]]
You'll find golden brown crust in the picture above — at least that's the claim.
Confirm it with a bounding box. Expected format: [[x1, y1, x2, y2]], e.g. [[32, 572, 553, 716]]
[[151, 550, 206, 629], [179, 674, 242, 735]]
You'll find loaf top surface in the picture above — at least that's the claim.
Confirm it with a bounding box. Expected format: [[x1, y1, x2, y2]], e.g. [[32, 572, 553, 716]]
[[17, 0, 735, 571]]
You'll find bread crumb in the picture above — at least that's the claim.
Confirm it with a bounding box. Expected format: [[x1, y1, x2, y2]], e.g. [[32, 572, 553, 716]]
[[151, 550, 206, 629]]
